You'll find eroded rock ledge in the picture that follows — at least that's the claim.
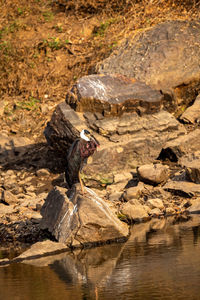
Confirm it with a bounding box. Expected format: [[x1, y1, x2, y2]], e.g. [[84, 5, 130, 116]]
[[44, 100, 186, 186]]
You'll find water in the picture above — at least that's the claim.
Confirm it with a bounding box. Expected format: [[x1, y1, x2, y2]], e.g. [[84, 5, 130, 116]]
[[0, 215, 200, 300]]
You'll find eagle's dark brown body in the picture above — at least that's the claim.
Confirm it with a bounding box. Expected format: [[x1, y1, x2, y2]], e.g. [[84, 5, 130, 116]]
[[65, 131, 99, 188]]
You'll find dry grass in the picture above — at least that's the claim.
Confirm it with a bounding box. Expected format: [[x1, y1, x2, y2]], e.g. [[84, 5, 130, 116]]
[[0, 0, 200, 139]]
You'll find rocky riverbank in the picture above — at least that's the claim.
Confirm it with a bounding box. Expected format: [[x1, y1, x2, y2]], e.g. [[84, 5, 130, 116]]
[[0, 131, 200, 249], [1, 19, 200, 252]]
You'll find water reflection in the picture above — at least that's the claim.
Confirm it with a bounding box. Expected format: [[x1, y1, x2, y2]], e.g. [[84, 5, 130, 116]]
[[0, 215, 200, 300]]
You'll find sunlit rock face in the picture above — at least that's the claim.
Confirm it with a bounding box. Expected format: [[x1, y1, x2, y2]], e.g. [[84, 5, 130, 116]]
[[40, 185, 129, 247], [66, 74, 163, 117]]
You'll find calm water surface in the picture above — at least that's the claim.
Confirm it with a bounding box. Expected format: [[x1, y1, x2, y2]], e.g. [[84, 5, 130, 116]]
[[0, 215, 200, 300]]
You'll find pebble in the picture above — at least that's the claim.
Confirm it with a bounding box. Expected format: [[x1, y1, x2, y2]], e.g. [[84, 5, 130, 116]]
[[36, 168, 51, 177]]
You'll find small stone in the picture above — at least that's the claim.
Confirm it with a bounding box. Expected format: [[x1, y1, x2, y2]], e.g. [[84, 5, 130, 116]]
[[180, 94, 200, 124], [123, 182, 145, 201], [108, 192, 122, 202], [25, 186, 36, 193], [114, 172, 132, 184], [4, 170, 15, 177], [0, 204, 16, 215], [36, 168, 51, 177], [165, 207, 176, 216], [121, 200, 149, 222], [180, 152, 200, 184], [1, 190, 17, 205], [187, 199, 200, 214], [137, 163, 170, 185], [150, 208, 163, 217], [41, 104, 49, 114], [146, 198, 165, 210]]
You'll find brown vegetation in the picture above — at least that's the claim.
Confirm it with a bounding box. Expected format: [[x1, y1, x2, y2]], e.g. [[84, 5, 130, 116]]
[[0, 0, 200, 139]]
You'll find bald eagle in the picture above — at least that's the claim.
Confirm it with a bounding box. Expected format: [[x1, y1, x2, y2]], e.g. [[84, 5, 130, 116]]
[[65, 129, 100, 192]]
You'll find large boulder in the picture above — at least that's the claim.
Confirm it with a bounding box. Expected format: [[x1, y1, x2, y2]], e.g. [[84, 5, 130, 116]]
[[40, 185, 129, 247], [66, 74, 163, 117], [96, 20, 200, 114]]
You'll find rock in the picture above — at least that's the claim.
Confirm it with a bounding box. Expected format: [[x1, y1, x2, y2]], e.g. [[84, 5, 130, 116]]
[[179, 199, 191, 209], [163, 180, 200, 197], [146, 186, 171, 201], [11, 136, 32, 156], [121, 200, 149, 222], [159, 129, 200, 162], [165, 206, 176, 216], [114, 172, 133, 184], [137, 163, 170, 185], [108, 191, 123, 202], [0, 100, 5, 116], [180, 94, 200, 124], [36, 168, 51, 177], [187, 199, 200, 214], [13, 240, 68, 262], [0, 134, 14, 160], [0, 190, 17, 205], [44, 102, 85, 153], [0, 258, 9, 266], [123, 182, 145, 201], [66, 74, 163, 117], [180, 152, 200, 184], [146, 198, 165, 210], [84, 110, 185, 185], [40, 185, 129, 247], [96, 20, 200, 114], [0, 203, 16, 215], [44, 102, 186, 187], [150, 208, 163, 217]]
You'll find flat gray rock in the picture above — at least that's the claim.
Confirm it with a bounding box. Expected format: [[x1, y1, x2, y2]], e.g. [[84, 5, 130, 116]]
[[13, 240, 68, 262], [66, 74, 163, 117], [163, 180, 200, 197]]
